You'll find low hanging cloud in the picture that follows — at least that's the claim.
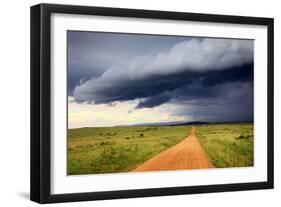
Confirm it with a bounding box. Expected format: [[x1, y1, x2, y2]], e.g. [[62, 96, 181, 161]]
[[170, 81, 254, 122], [72, 38, 253, 109], [135, 94, 172, 109]]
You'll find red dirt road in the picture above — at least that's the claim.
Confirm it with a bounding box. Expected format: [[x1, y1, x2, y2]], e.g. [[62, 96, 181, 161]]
[[132, 127, 214, 172]]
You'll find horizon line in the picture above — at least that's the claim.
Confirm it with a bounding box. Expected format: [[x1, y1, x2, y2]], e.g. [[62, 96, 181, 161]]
[[68, 120, 254, 130]]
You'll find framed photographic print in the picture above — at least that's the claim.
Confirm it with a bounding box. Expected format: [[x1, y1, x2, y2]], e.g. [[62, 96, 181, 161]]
[[30, 3, 274, 203]]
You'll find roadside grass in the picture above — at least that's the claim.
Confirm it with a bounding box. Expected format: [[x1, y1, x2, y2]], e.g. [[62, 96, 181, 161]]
[[196, 123, 254, 168], [68, 126, 191, 175], [68, 123, 254, 175]]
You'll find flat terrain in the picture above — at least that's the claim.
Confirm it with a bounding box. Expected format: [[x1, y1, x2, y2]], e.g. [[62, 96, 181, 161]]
[[196, 123, 254, 168], [68, 125, 191, 175], [68, 123, 253, 175], [132, 127, 213, 172]]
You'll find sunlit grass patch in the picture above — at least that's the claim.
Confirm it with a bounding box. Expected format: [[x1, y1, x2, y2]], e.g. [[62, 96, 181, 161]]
[[68, 125, 191, 175], [196, 123, 253, 168]]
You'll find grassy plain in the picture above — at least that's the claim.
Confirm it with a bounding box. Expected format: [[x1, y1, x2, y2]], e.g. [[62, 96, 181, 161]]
[[68, 125, 191, 175], [67, 123, 254, 175], [196, 123, 254, 168]]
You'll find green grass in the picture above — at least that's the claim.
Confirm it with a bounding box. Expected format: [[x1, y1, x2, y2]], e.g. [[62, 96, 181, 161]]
[[196, 123, 254, 168], [68, 125, 191, 175], [68, 123, 254, 175]]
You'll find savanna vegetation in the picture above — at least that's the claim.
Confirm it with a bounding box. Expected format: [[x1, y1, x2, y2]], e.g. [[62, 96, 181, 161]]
[[67, 123, 254, 175], [68, 126, 191, 175], [196, 123, 254, 168]]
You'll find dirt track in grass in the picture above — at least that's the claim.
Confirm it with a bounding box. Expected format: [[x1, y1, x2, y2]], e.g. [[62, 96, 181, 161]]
[[132, 126, 214, 172]]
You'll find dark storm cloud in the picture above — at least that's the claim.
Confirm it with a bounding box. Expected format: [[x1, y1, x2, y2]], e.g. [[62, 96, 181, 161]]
[[170, 81, 253, 122], [68, 31, 192, 95], [73, 64, 253, 105], [68, 31, 254, 122], [68, 65, 105, 95], [136, 94, 171, 109], [73, 37, 253, 102]]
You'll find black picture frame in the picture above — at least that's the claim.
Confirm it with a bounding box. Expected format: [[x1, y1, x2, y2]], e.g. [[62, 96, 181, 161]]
[[30, 3, 274, 204]]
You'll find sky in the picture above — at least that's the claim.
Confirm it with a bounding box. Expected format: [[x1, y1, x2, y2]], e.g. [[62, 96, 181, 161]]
[[67, 31, 254, 128]]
